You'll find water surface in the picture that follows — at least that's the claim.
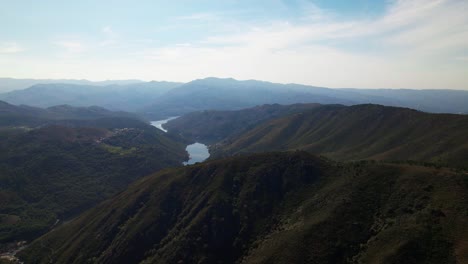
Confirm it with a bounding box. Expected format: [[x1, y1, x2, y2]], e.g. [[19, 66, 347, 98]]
[[183, 143, 210, 165], [150, 117, 210, 165], [150, 117, 178, 132]]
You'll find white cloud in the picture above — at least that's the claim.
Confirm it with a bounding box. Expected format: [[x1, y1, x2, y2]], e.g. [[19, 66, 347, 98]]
[[133, 0, 468, 88], [0, 42, 24, 53], [174, 12, 220, 21], [382, 0, 468, 52], [100, 26, 119, 47], [102, 26, 114, 36], [2, 0, 467, 89], [196, 0, 467, 54], [175, 43, 191, 47], [54, 40, 85, 53]]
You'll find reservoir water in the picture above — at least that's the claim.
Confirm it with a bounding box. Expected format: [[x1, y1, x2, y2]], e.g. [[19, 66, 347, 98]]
[[182, 143, 210, 165], [150, 117, 210, 165], [150, 117, 178, 132]]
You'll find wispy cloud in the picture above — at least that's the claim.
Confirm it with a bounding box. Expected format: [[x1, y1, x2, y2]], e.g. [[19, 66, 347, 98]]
[[100, 26, 119, 47], [0, 42, 24, 54], [135, 0, 468, 88], [1, 0, 466, 88], [174, 12, 220, 21], [54, 40, 85, 53], [201, 0, 467, 53], [382, 0, 468, 53], [101, 26, 116, 37]]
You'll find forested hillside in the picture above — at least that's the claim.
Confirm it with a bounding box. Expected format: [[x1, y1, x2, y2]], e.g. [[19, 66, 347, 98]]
[[198, 104, 468, 169], [19, 152, 467, 264], [0, 118, 187, 246]]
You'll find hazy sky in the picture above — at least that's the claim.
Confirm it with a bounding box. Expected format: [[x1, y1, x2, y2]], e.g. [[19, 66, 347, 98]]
[[1, 0, 467, 89]]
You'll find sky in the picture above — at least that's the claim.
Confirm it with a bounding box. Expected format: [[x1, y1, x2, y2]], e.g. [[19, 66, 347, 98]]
[[0, 0, 467, 89]]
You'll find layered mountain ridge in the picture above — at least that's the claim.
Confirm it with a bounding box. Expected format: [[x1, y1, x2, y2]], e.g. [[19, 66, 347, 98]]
[[2, 78, 468, 118]]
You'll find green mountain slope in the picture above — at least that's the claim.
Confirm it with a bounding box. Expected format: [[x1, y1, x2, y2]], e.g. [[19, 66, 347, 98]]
[[212, 104, 468, 169], [164, 103, 322, 144], [0, 118, 187, 245], [19, 152, 468, 264], [0, 100, 139, 127]]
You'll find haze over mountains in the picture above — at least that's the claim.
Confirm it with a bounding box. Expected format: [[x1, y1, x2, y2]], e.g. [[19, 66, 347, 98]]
[[0, 81, 181, 112], [1, 78, 468, 119], [0, 78, 143, 93], [2, 0, 468, 262], [0, 76, 467, 263]]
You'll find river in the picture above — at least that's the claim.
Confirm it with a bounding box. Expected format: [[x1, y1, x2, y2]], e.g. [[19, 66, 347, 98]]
[[150, 117, 210, 165]]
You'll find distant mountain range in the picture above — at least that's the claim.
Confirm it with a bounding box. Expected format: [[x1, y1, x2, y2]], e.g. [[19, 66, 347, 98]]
[[339, 88, 468, 114], [144, 78, 468, 116], [19, 152, 467, 264], [0, 81, 181, 112], [0, 78, 143, 93], [140, 78, 358, 118], [1, 78, 467, 118]]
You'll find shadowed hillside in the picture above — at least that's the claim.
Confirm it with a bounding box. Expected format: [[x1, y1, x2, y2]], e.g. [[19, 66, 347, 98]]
[[210, 104, 468, 169], [19, 152, 467, 264], [164, 103, 322, 144], [0, 100, 139, 127], [0, 118, 187, 246]]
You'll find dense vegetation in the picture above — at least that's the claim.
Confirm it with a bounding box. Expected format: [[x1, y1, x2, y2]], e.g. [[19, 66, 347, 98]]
[[19, 152, 467, 264], [0, 118, 187, 246], [0, 100, 139, 127], [201, 104, 468, 169], [1, 95, 466, 263], [164, 103, 322, 144]]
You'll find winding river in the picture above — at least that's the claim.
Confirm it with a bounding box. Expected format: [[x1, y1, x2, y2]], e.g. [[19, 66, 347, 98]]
[[150, 117, 210, 165]]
